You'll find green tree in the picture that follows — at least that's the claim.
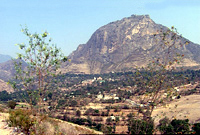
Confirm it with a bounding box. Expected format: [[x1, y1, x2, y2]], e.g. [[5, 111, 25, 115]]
[[76, 110, 81, 117], [115, 116, 120, 125], [0, 90, 12, 101], [171, 119, 190, 134], [127, 27, 188, 134], [8, 100, 17, 109], [134, 27, 187, 121], [106, 117, 112, 125], [9, 27, 68, 114], [192, 123, 200, 134], [157, 117, 171, 134], [70, 100, 78, 107], [157, 119, 190, 134], [128, 118, 154, 134]]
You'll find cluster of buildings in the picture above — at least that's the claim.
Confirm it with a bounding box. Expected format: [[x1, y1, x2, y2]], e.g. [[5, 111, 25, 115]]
[[81, 77, 105, 86]]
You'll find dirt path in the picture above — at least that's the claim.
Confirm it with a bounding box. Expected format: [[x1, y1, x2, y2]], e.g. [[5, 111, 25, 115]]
[[0, 113, 13, 135]]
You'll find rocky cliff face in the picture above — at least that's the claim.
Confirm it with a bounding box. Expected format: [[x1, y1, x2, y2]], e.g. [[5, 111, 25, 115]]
[[61, 15, 200, 74]]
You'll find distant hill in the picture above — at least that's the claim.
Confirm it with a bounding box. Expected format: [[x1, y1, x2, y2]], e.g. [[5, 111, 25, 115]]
[[0, 54, 12, 63], [0, 79, 14, 92], [0, 59, 27, 92], [0, 59, 27, 81], [61, 14, 200, 74]]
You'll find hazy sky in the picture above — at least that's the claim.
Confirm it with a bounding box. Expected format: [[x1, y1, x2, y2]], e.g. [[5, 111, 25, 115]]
[[0, 0, 200, 57]]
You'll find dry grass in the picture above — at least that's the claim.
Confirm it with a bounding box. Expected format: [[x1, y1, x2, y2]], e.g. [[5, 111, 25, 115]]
[[58, 122, 79, 135], [35, 121, 55, 135], [152, 94, 200, 126], [53, 118, 103, 135], [33, 116, 103, 135], [0, 109, 103, 135]]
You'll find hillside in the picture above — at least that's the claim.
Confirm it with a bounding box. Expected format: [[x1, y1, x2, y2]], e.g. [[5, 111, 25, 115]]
[[152, 94, 200, 126], [0, 59, 27, 93], [61, 15, 200, 74], [0, 79, 13, 92], [0, 112, 103, 135], [0, 59, 27, 82]]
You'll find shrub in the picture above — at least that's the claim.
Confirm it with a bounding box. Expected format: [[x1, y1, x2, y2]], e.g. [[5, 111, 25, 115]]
[[122, 105, 130, 109], [57, 99, 66, 108], [101, 111, 105, 116], [128, 119, 154, 134], [93, 109, 100, 116], [35, 121, 55, 135], [87, 116, 92, 127], [102, 126, 112, 134], [170, 119, 190, 134], [95, 123, 103, 131], [157, 118, 190, 134], [76, 110, 81, 117], [157, 117, 171, 134], [84, 108, 94, 115], [8, 109, 35, 134], [70, 100, 78, 107], [7, 100, 17, 109], [192, 123, 200, 134], [127, 113, 134, 120], [106, 117, 112, 125]]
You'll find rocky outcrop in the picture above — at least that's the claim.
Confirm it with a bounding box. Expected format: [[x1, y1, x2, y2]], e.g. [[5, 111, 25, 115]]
[[61, 15, 200, 74]]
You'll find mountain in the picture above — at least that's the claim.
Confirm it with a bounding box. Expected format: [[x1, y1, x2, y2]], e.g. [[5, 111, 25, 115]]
[[0, 79, 14, 92], [0, 54, 12, 63], [0, 59, 27, 92], [0, 59, 27, 81], [61, 14, 200, 74]]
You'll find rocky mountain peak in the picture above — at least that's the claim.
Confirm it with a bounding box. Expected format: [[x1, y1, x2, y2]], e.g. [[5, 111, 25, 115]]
[[62, 15, 200, 74]]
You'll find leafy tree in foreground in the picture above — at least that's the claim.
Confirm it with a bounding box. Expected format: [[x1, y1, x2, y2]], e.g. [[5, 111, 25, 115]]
[[10, 26, 68, 114], [128, 27, 189, 134], [135, 27, 188, 118]]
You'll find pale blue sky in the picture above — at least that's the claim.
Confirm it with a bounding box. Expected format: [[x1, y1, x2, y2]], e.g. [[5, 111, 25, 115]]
[[0, 0, 200, 57]]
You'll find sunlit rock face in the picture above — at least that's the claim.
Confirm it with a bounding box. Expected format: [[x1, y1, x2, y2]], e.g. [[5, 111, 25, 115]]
[[61, 15, 200, 74]]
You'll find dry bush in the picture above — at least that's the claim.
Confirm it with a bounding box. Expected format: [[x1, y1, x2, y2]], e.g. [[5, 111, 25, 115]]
[[8, 109, 35, 134], [35, 121, 55, 135], [58, 122, 79, 135], [8, 108, 101, 135]]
